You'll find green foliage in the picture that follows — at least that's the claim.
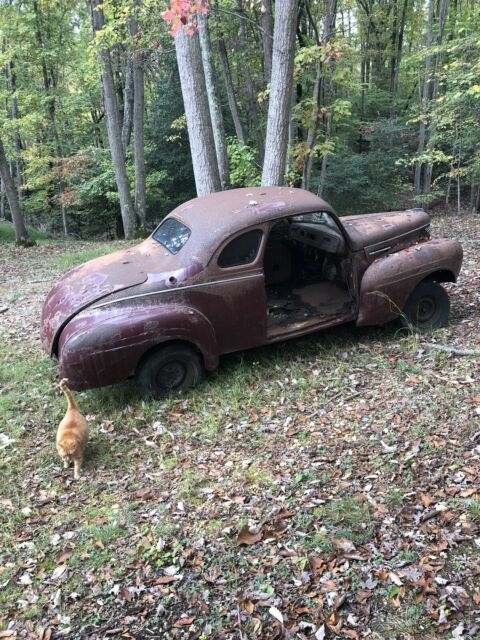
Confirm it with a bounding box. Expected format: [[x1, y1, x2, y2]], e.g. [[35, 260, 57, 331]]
[[322, 120, 411, 215], [227, 137, 261, 187], [145, 73, 196, 219]]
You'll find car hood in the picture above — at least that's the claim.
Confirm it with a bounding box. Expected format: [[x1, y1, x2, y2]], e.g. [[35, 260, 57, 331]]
[[342, 209, 431, 251]]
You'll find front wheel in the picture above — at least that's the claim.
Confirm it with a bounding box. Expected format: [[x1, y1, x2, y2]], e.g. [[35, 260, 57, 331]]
[[136, 344, 204, 397], [401, 281, 450, 332]]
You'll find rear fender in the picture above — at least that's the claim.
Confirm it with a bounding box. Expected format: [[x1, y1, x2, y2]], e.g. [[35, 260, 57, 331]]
[[58, 303, 218, 390], [357, 239, 463, 326]]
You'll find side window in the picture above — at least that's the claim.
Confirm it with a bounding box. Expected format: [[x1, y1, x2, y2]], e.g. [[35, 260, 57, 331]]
[[218, 229, 263, 269]]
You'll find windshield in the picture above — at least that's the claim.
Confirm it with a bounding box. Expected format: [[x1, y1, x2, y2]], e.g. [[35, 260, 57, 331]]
[[289, 212, 337, 228], [153, 218, 191, 255]]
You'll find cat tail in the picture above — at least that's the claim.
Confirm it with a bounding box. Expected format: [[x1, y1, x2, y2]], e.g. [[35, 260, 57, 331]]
[[59, 378, 78, 411]]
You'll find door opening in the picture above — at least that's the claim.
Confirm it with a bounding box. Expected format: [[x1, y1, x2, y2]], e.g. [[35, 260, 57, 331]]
[[263, 212, 354, 338]]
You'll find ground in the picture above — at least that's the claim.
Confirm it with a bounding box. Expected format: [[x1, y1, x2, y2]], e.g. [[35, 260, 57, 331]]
[[0, 214, 479, 640]]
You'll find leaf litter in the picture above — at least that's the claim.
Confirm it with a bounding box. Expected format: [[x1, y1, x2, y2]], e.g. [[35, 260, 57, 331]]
[[0, 215, 479, 638]]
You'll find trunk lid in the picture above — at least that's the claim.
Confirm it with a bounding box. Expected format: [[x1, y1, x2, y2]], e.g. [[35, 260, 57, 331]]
[[41, 247, 149, 355]]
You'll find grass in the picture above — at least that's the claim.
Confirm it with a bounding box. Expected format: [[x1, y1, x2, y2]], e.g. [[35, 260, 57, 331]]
[[0, 221, 49, 243], [53, 244, 124, 270], [1, 215, 479, 637]]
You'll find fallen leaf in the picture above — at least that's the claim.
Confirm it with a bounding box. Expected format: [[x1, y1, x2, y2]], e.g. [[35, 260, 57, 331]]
[[268, 606, 283, 625], [244, 600, 255, 614], [118, 586, 132, 602], [332, 537, 356, 554], [237, 524, 263, 546], [389, 572, 403, 586], [420, 493, 434, 507], [172, 616, 194, 627], [315, 625, 326, 640]]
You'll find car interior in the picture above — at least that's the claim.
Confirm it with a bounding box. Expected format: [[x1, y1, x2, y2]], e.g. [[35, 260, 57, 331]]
[[263, 212, 354, 337]]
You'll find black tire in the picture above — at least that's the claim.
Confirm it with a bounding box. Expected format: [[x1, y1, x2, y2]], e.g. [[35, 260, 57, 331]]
[[136, 344, 204, 397], [401, 281, 450, 332]]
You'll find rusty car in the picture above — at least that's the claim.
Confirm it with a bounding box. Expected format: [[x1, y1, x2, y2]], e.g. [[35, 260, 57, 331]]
[[41, 187, 463, 396]]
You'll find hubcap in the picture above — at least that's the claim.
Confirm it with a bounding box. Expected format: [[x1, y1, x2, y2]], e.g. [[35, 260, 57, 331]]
[[156, 360, 187, 390], [415, 295, 436, 323]]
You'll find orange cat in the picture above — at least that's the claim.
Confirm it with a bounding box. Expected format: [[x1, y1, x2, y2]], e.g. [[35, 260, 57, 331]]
[[56, 378, 89, 480]]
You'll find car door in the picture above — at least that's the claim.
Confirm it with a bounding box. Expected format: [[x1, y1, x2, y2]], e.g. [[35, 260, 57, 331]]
[[198, 226, 268, 354]]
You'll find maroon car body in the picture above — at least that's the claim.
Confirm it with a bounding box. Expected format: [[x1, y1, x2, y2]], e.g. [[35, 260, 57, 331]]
[[40, 187, 463, 394]]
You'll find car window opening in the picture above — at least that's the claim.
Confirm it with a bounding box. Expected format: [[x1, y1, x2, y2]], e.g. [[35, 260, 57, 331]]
[[263, 213, 353, 338], [153, 218, 191, 255]]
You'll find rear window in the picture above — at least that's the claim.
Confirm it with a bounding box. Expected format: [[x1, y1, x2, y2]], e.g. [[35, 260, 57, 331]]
[[218, 229, 263, 268], [153, 218, 191, 254]]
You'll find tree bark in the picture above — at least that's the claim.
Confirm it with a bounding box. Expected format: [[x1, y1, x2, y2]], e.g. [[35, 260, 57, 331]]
[[90, 0, 136, 239], [198, 13, 229, 190], [318, 0, 337, 196], [414, 0, 434, 196], [0, 138, 33, 245], [129, 10, 146, 228], [1, 177, 6, 220], [218, 36, 246, 144], [175, 27, 221, 196], [260, 0, 273, 84], [301, 59, 322, 190], [423, 0, 449, 196], [122, 52, 134, 150], [261, 0, 299, 186], [389, 0, 409, 114], [237, 0, 263, 154]]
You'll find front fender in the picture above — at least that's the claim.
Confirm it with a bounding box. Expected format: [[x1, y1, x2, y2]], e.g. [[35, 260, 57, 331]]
[[357, 238, 463, 326], [58, 303, 218, 390]]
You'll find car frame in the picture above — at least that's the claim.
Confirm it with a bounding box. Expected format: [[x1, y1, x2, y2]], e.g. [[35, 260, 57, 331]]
[[41, 187, 463, 396]]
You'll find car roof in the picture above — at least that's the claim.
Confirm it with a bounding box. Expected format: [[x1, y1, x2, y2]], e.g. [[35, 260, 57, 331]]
[[168, 187, 335, 244]]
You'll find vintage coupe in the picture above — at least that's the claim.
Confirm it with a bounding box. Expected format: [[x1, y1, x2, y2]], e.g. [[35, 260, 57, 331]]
[[41, 187, 463, 395]]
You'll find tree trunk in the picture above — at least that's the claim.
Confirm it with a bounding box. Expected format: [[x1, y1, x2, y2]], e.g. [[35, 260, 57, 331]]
[[8, 59, 24, 192], [260, 0, 273, 84], [423, 0, 449, 196], [317, 0, 337, 196], [175, 27, 221, 196], [90, 0, 136, 239], [390, 0, 409, 114], [217, 36, 246, 144], [301, 59, 322, 190], [286, 85, 297, 177], [198, 13, 229, 190], [0, 138, 33, 245], [122, 52, 134, 150], [237, 0, 263, 154], [129, 10, 146, 228], [261, 0, 299, 186], [414, 0, 434, 196], [1, 177, 6, 220]]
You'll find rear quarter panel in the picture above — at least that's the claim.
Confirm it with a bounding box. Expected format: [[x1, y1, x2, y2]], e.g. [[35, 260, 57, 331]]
[[357, 238, 463, 326]]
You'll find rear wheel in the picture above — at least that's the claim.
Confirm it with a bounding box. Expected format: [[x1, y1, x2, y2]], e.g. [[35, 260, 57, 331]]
[[401, 281, 450, 332], [136, 344, 204, 397]]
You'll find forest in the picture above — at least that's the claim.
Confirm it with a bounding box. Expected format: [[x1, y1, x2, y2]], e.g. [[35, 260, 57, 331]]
[[1, 0, 479, 245]]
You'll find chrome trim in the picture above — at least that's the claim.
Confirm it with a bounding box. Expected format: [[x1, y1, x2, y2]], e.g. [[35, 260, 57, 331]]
[[91, 272, 263, 309], [368, 246, 392, 256]]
